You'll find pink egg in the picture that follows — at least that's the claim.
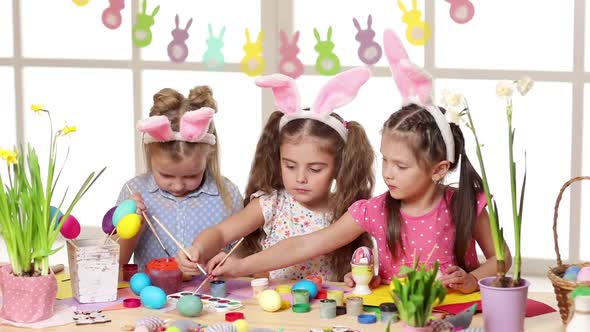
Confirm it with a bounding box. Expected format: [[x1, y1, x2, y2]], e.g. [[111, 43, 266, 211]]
[[60, 215, 81, 239], [577, 267, 590, 282]]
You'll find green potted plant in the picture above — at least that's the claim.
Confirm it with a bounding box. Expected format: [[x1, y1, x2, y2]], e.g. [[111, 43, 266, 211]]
[[445, 77, 534, 332], [386, 260, 447, 332], [0, 105, 104, 323]]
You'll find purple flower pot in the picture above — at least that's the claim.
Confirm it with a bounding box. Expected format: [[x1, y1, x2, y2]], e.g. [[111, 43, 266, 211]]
[[479, 276, 530, 332]]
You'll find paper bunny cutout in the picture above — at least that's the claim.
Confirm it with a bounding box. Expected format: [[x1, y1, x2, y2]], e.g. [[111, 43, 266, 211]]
[[102, 0, 124, 29], [314, 27, 341, 76], [279, 30, 304, 79], [167, 15, 192, 63], [203, 24, 226, 70], [240, 28, 265, 77], [446, 0, 475, 24], [383, 29, 455, 162], [73, 0, 90, 6], [137, 108, 216, 145], [255, 67, 371, 141], [132, 0, 160, 48], [398, 0, 431, 46], [353, 15, 382, 65]]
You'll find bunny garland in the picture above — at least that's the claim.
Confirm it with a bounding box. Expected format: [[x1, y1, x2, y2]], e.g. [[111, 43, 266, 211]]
[[241, 28, 265, 77], [279, 30, 304, 79], [313, 27, 341, 76], [446, 0, 475, 24], [203, 24, 226, 70], [255, 68, 371, 141], [353, 15, 382, 65], [102, 0, 124, 29], [137, 108, 216, 145], [383, 29, 455, 162], [398, 0, 431, 46], [132, 0, 160, 48], [167, 15, 192, 63]]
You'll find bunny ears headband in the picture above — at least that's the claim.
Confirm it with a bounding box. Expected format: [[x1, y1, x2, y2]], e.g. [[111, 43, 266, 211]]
[[136, 107, 216, 145], [383, 29, 455, 163], [255, 67, 371, 142]]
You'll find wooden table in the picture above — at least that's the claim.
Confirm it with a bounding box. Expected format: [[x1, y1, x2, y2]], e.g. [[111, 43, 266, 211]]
[[1, 281, 565, 332]]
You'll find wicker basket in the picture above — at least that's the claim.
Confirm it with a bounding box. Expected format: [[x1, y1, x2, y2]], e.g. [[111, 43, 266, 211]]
[[547, 176, 590, 324]]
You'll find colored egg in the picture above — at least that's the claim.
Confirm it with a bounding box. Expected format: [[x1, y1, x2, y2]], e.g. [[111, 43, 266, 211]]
[[233, 319, 249, 332], [564, 272, 578, 281], [258, 289, 282, 312], [140, 285, 167, 309], [116, 213, 141, 239], [50, 206, 63, 229], [292, 279, 318, 299], [566, 266, 582, 275], [176, 295, 203, 317], [130, 272, 152, 295], [112, 199, 137, 227], [101, 206, 117, 234], [577, 267, 590, 282], [166, 327, 181, 332], [59, 214, 81, 239], [352, 246, 373, 265]]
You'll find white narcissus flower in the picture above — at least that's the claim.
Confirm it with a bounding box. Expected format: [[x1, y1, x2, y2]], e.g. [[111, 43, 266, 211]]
[[516, 76, 534, 96], [446, 109, 462, 125], [496, 80, 514, 99], [440, 89, 464, 110]]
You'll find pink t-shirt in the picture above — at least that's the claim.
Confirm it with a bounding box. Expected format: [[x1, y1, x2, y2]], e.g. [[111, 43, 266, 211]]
[[348, 189, 487, 282]]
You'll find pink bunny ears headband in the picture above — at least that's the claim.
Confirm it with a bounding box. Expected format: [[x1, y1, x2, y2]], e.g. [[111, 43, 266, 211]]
[[255, 67, 371, 142], [383, 29, 455, 163], [136, 107, 216, 145]]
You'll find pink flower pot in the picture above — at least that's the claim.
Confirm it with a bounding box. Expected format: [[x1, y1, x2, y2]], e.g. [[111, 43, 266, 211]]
[[479, 276, 530, 332], [0, 264, 57, 323], [401, 323, 433, 332]]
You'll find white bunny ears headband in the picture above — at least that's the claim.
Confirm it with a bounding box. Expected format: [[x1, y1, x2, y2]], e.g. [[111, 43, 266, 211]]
[[136, 108, 216, 145], [383, 29, 455, 163], [255, 67, 371, 142]]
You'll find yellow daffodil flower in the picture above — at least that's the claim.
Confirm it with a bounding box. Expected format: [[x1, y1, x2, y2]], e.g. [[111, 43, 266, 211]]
[[60, 124, 77, 136], [31, 104, 45, 113], [0, 149, 18, 164]]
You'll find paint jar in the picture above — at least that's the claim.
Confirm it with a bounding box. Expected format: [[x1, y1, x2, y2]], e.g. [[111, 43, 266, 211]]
[[380, 302, 397, 324], [251, 278, 269, 299], [292, 289, 310, 305], [346, 296, 363, 316], [122, 264, 138, 281], [145, 258, 183, 295], [327, 289, 344, 306], [211, 280, 227, 298], [320, 299, 337, 319]]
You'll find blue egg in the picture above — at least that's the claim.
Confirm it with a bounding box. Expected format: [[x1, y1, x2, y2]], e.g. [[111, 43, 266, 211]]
[[140, 286, 167, 309], [292, 279, 318, 299], [130, 272, 152, 295], [564, 272, 578, 281], [112, 199, 137, 227], [50, 206, 63, 229], [565, 266, 582, 275]]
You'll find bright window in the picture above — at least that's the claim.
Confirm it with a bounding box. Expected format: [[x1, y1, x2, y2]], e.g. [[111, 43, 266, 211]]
[[0, 1, 13, 57], [434, 0, 574, 71], [22, 67, 135, 227], [581, 84, 590, 261]]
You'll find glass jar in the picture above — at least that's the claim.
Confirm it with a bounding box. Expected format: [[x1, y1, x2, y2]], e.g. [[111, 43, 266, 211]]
[[145, 258, 182, 295]]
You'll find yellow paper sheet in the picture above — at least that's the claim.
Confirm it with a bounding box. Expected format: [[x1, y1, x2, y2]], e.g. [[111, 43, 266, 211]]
[[349, 284, 481, 307], [56, 273, 130, 300]]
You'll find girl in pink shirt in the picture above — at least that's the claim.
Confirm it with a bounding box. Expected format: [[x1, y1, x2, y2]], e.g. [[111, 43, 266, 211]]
[[210, 30, 507, 294]]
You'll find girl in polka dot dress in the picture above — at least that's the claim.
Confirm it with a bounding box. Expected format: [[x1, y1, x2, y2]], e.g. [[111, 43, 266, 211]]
[[209, 30, 506, 294], [117, 86, 243, 269], [178, 68, 375, 282]]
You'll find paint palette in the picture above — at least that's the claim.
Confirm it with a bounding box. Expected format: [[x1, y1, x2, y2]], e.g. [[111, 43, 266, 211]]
[[167, 291, 243, 313]]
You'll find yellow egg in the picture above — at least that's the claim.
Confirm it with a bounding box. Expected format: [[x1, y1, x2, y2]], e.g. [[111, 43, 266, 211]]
[[116, 213, 141, 239], [233, 319, 249, 332], [258, 289, 282, 312]]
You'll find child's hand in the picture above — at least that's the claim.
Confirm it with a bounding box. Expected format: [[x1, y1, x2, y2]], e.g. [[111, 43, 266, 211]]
[[438, 265, 478, 294], [176, 245, 203, 275], [343, 272, 382, 288], [207, 254, 244, 278], [128, 192, 147, 215]]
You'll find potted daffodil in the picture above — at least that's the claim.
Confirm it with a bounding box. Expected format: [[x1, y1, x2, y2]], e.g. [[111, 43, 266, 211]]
[[0, 105, 104, 323]]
